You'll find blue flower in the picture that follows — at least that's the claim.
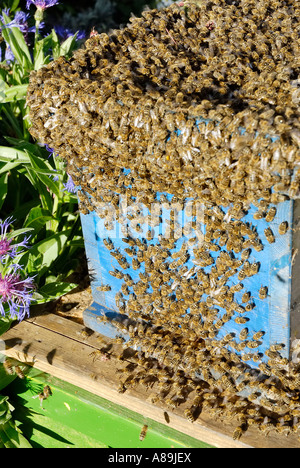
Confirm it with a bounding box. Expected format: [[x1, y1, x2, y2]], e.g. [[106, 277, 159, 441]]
[[54, 25, 86, 41], [0, 217, 30, 262], [1, 10, 30, 33], [26, 0, 59, 10], [0, 263, 35, 321], [45, 144, 59, 158], [0, 8, 44, 39], [0, 45, 15, 64], [63, 174, 77, 194]]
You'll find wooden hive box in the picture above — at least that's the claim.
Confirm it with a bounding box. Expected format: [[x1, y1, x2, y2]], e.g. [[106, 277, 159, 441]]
[[80, 185, 300, 366]]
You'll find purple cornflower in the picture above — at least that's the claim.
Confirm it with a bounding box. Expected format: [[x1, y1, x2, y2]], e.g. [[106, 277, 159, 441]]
[[63, 174, 77, 194], [26, 0, 59, 10], [54, 25, 86, 41], [45, 144, 58, 158], [0, 9, 44, 47], [0, 263, 35, 321], [0, 45, 15, 64], [0, 10, 30, 33], [0, 217, 30, 261]]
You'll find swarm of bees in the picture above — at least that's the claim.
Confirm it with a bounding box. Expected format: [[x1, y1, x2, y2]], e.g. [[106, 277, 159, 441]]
[[26, 0, 300, 441], [26, 0, 300, 210]]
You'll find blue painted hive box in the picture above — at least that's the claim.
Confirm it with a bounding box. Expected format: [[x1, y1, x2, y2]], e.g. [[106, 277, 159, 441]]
[[80, 184, 300, 366]]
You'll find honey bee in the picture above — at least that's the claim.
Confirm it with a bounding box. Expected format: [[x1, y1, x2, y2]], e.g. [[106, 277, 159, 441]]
[[252, 330, 265, 341], [97, 284, 111, 291], [103, 238, 114, 250], [241, 292, 251, 303], [36, 385, 52, 408], [259, 286, 268, 300], [265, 207, 277, 222], [232, 425, 245, 440], [184, 408, 196, 423], [247, 340, 261, 349], [253, 209, 265, 220], [14, 366, 25, 379], [3, 359, 14, 375], [264, 227, 275, 244], [239, 328, 249, 341], [26, 0, 300, 437], [234, 316, 249, 325], [278, 221, 288, 235], [43, 385, 52, 399]]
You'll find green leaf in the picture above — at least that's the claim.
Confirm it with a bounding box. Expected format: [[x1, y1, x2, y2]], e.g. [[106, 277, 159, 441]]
[[6, 227, 34, 239], [24, 165, 53, 212], [24, 206, 54, 233], [51, 28, 62, 60], [0, 160, 26, 174], [26, 151, 61, 197], [0, 366, 17, 392], [2, 420, 32, 448], [3, 137, 44, 157], [0, 15, 32, 70], [57, 32, 79, 59], [19, 228, 73, 277], [1, 84, 28, 103], [0, 146, 30, 163], [39, 281, 78, 301], [0, 173, 8, 210], [34, 31, 59, 70], [0, 317, 12, 337]]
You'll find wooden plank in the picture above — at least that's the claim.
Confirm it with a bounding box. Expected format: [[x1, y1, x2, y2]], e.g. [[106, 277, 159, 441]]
[[1, 313, 299, 448]]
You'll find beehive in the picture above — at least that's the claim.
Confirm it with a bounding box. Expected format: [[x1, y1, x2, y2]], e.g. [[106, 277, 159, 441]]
[[27, 0, 300, 439]]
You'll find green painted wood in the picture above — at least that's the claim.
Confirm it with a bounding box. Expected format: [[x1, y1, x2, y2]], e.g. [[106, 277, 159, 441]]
[[4, 370, 214, 449]]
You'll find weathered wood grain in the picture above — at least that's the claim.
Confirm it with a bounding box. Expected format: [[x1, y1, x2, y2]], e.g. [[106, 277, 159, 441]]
[[1, 314, 299, 448]]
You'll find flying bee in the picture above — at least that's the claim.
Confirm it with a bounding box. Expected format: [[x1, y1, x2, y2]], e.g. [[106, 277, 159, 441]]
[[264, 227, 275, 244], [36, 385, 52, 408], [14, 366, 25, 379], [43, 385, 52, 399], [278, 221, 288, 235], [3, 359, 14, 375]]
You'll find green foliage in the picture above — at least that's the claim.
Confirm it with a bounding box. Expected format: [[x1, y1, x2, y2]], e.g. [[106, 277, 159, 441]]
[[0, 3, 84, 314], [0, 1, 87, 448], [0, 393, 32, 447]]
